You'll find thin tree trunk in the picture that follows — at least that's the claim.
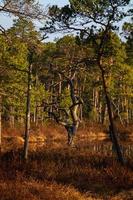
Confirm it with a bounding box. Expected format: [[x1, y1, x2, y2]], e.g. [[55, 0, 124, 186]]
[[23, 62, 32, 160], [100, 68, 125, 164], [9, 106, 15, 128], [33, 104, 38, 126], [101, 103, 106, 124], [125, 96, 129, 126], [19, 115, 24, 126]]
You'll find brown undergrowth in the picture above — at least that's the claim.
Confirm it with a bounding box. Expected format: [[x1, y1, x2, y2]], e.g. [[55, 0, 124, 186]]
[[1, 122, 133, 200]]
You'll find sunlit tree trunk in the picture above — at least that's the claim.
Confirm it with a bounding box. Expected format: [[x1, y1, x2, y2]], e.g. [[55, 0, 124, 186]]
[[9, 106, 15, 128], [23, 59, 32, 160], [99, 63, 125, 164], [33, 103, 38, 126]]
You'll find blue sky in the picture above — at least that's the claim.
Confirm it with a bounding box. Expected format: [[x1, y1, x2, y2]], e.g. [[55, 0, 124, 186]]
[[0, 0, 132, 41], [40, 0, 69, 7], [0, 0, 69, 29]]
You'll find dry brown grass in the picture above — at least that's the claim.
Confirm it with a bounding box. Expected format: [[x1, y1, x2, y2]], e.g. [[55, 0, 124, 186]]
[[1, 147, 133, 200], [1, 122, 133, 200], [0, 179, 97, 200]]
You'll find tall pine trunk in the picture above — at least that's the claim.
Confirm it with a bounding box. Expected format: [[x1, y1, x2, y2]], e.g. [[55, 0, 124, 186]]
[[23, 62, 32, 160], [100, 67, 125, 164], [9, 106, 15, 128]]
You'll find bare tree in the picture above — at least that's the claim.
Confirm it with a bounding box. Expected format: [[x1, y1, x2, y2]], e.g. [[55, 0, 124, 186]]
[[43, 71, 83, 145], [0, 0, 46, 36], [0, 0, 45, 19]]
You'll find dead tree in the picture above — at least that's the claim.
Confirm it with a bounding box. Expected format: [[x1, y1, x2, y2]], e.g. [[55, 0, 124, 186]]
[[43, 73, 83, 145]]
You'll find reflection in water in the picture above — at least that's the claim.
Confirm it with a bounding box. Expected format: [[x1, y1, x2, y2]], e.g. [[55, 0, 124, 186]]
[[29, 138, 133, 158], [78, 142, 133, 157]]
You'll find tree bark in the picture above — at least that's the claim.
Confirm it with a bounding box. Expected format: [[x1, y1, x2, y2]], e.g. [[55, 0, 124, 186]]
[[100, 68, 125, 164], [23, 62, 32, 160], [101, 103, 107, 124], [9, 106, 15, 128], [33, 103, 38, 126]]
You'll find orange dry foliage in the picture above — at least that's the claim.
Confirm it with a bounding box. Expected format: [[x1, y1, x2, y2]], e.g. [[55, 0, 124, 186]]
[[1, 122, 133, 200]]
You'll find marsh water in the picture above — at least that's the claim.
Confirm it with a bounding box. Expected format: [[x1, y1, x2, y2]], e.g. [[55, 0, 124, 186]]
[[28, 136, 133, 158], [3, 132, 133, 158]]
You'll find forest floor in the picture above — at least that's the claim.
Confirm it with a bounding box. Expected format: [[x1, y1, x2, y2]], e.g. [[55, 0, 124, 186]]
[[1, 122, 133, 200]]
